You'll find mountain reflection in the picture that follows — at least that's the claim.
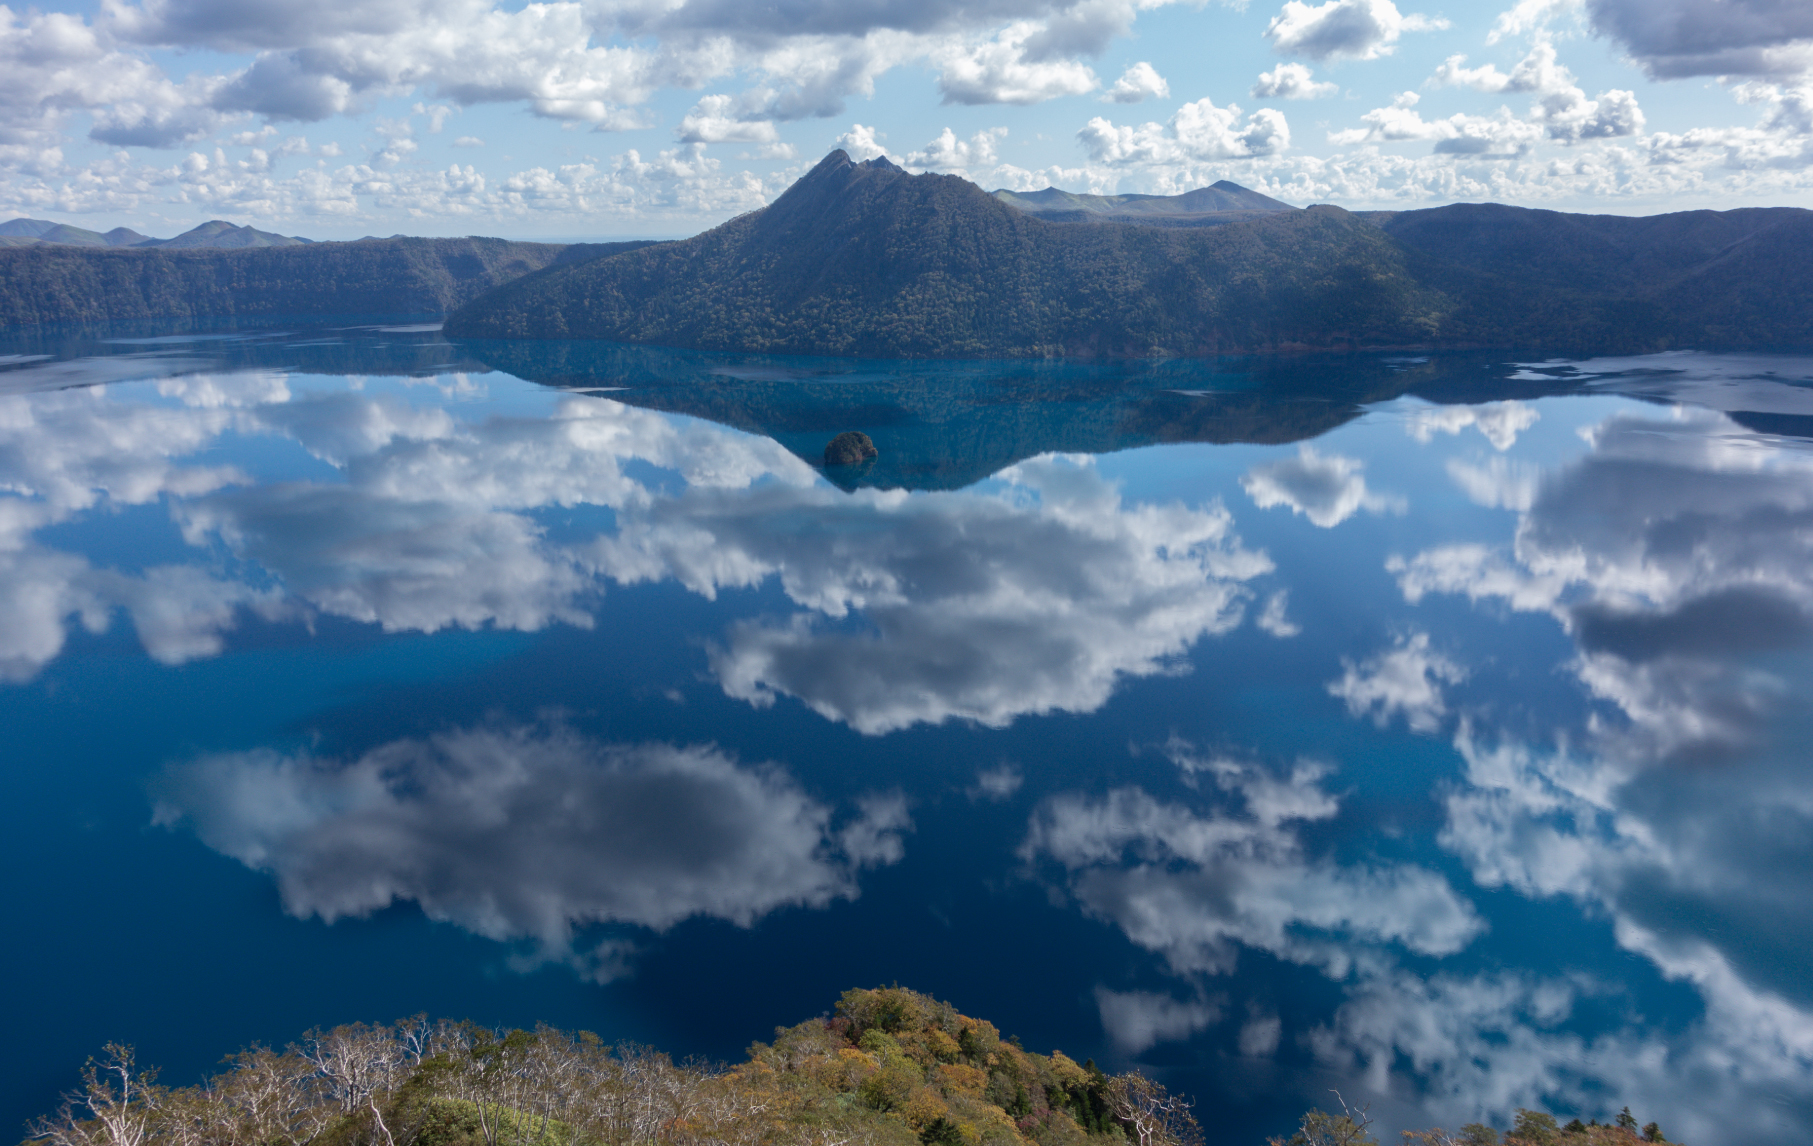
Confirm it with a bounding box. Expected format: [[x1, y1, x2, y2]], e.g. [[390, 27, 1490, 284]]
[[0, 372, 1273, 732]]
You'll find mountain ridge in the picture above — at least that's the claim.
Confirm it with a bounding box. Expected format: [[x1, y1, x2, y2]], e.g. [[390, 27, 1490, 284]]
[[993, 180, 1295, 226], [0, 237, 659, 327], [443, 150, 1444, 356], [0, 216, 310, 249], [444, 151, 1813, 357]]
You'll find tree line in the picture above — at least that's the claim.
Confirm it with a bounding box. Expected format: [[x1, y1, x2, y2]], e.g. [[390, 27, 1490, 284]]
[[21, 988, 1679, 1146]]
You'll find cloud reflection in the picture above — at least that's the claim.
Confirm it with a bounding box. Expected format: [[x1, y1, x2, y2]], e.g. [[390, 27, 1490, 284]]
[[1242, 445, 1403, 528], [1022, 744, 1484, 980], [154, 724, 910, 982], [1394, 404, 1813, 762]]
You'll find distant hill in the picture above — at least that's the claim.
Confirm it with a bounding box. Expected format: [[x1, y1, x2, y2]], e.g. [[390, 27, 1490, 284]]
[[0, 216, 307, 249], [444, 152, 1443, 356], [147, 219, 310, 248], [444, 151, 1813, 357], [993, 180, 1296, 227], [0, 238, 660, 327]]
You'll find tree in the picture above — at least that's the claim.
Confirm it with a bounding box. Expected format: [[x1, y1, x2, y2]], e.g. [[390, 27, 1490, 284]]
[[1509, 1110, 1560, 1146], [1106, 1073, 1202, 1146], [1268, 1094, 1377, 1146], [27, 1044, 164, 1146]]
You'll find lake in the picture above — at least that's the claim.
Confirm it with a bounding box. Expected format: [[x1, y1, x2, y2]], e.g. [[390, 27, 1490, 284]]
[[2, 323, 1811, 1145]]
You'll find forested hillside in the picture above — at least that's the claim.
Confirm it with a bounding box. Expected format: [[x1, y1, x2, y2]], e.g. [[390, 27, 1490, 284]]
[[444, 151, 1813, 358], [0, 239, 658, 327], [443, 153, 1447, 358], [23, 986, 1679, 1146]]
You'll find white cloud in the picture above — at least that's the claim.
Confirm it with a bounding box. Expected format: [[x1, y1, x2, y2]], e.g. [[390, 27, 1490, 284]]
[[1241, 445, 1402, 527], [1080, 98, 1290, 167], [152, 724, 910, 980], [1331, 91, 1546, 156], [676, 95, 779, 145], [1103, 61, 1170, 104], [452, 135, 482, 147], [1327, 630, 1466, 733], [834, 123, 891, 161], [934, 23, 1101, 105], [1252, 62, 1338, 100], [1264, 0, 1449, 62], [903, 126, 1008, 175]]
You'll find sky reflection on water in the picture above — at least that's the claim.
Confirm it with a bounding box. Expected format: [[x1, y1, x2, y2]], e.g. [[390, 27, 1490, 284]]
[[2, 329, 1811, 1146]]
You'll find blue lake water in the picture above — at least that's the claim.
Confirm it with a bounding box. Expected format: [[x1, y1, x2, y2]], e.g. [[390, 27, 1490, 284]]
[[3, 325, 1812, 1145]]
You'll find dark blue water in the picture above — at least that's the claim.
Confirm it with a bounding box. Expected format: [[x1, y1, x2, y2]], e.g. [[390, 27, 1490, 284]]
[[3, 328, 1811, 1145]]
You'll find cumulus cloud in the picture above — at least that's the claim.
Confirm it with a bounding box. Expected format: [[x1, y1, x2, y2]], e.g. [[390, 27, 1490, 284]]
[[834, 123, 891, 161], [676, 95, 780, 145], [1022, 746, 1484, 978], [1240, 445, 1401, 527], [152, 724, 909, 979], [1263, 0, 1449, 62], [1103, 61, 1169, 103], [935, 24, 1100, 105], [1080, 98, 1290, 166], [1327, 630, 1466, 733], [1331, 91, 1545, 156], [903, 126, 1008, 175], [1251, 62, 1338, 100], [1434, 41, 1644, 142]]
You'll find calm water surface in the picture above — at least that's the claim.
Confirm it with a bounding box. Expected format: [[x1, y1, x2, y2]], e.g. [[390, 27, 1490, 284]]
[[3, 324, 1811, 1145]]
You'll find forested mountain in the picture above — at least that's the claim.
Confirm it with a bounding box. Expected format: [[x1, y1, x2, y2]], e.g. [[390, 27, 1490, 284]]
[[444, 153, 1444, 357], [445, 151, 1813, 358], [1373, 202, 1813, 350], [23, 985, 1680, 1146], [0, 238, 658, 326], [992, 181, 1295, 226]]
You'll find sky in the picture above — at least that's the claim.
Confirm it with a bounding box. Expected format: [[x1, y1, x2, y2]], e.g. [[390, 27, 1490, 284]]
[[2, 0, 1813, 240]]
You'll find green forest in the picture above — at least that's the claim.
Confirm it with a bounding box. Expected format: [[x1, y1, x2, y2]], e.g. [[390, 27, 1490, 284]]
[[22, 987, 1676, 1146]]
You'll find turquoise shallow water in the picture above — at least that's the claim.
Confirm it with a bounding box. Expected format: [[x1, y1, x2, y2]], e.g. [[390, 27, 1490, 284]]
[[2, 326, 1812, 1144]]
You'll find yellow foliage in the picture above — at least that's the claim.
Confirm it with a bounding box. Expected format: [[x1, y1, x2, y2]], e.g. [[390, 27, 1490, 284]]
[[936, 1063, 989, 1097], [901, 1086, 953, 1130]]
